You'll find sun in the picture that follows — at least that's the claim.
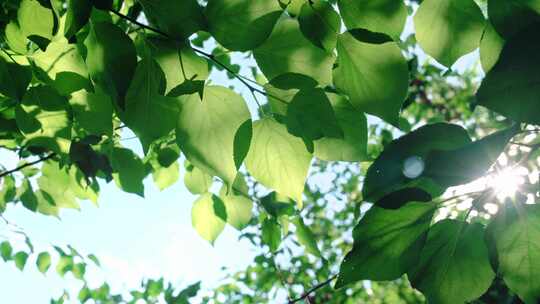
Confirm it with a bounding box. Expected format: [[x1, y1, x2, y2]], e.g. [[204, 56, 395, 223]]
[[487, 167, 526, 200]]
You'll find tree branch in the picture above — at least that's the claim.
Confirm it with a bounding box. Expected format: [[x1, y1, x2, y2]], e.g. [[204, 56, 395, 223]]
[[287, 275, 338, 304], [0, 153, 56, 178], [108, 8, 289, 105]]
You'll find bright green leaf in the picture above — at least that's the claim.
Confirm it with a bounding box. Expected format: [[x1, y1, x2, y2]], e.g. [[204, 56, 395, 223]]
[[0, 241, 12, 261], [18, 0, 55, 49], [13, 251, 29, 271], [414, 0, 485, 67], [184, 161, 213, 195], [191, 193, 226, 244], [138, 0, 205, 40], [206, 0, 283, 51], [254, 18, 335, 86], [338, 0, 407, 38], [152, 161, 180, 191], [245, 118, 312, 205], [176, 86, 252, 188], [36, 252, 52, 274], [334, 31, 408, 125], [480, 22, 505, 73], [219, 182, 253, 230]]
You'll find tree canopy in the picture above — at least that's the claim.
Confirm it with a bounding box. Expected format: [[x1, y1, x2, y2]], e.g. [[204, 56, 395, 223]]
[[1, 0, 540, 303]]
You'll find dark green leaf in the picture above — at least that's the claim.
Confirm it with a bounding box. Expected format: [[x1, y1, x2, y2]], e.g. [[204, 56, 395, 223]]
[[0, 241, 12, 261], [298, 0, 340, 51], [477, 25, 540, 125], [336, 202, 435, 287], [84, 21, 137, 108], [111, 147, 147, 197], [261, 218, 281, 252], [13, 251, 29, 271], [488, 203, 540, 304], [408, 220, 495, 304], [488, 0, 540, 38], [64, 0, 92, 39]]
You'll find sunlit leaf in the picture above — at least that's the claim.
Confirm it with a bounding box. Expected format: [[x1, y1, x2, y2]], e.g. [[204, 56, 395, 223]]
[[191, 193, 226, 244]]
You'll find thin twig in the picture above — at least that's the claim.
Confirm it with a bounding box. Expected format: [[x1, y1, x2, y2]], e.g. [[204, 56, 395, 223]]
[[0, 153, 56, 178], [287, 275, 338, 304]]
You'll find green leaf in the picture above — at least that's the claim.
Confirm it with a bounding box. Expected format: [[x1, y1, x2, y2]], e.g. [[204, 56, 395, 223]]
[[336, 202, 436, 288], [19, 179, 38, 212], [488, 0, 540, 38], [111, 147, 147, 197], [64, 0, 92, 39], [264, 73, 318, 116], [480, 22, 505, 73], [285, 88, 343, 143], [15, 86, 71, 154], [152, 160, 180, 191], [138, 0, 205, 39], [0, 241, 12, 261], [32, 37, 91, 95], [13, 251, 29, 271], [191, 193, 226, 244], [292, 217, 321, 258], [334, 31, 409, 125], [477, 26, 540, 125], [245, 118, 312, 205], [261, 218, 281, 252], [337, 0, 407, 38], [38, 161, 79, 210], [313, 93, 368, 162], [408, 220, 495, 304], [18, 0, 55, 49], [205, 0, 283, 51], [414, 0, 485, 67], [56, 255, 74, 277], [123, 58, 181, 148], [72, 263, 86, 280], [424, 125, 518, 187], [260, 192, 295, 218], [363, 123, 471, 202], [84, 21, 137, 108], [254, 18, 335, 86], [145, 36, 209, 95], [0, 175, 16, 209], [219, 182, 253, 230], [70, 89, 113, 136], [298, 0, 340, 51], [176, 86, 252, 188], [5, 22, 27, 54], [0, 58, 31, 101], [488, 203, 540, 304], [184, 160, 213, 195], [36, 252, 52, 274]]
